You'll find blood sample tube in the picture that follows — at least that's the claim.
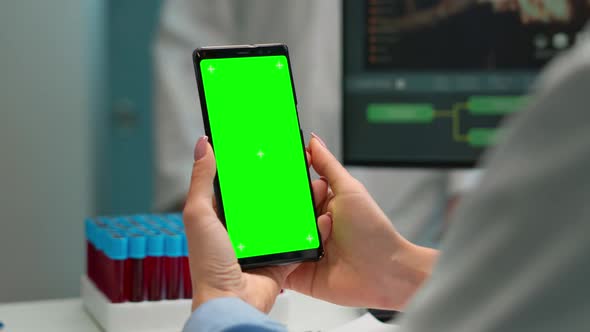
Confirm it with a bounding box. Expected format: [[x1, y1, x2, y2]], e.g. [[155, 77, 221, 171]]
[[144, 229, 164, 301], [104, 229, 128, 303], [125, 229, 146, 302], [180, 233, 192, 299], [84, 218, 97, 283], [94, 220, 111, 293], [162, 229, 182, 299]]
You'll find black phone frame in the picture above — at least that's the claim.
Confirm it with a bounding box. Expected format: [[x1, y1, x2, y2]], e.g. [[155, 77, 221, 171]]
[[192, 43, 324, 269]]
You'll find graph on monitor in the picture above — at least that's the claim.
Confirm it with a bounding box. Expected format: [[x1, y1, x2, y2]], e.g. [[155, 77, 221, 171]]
[[343, 0, 590, 167]]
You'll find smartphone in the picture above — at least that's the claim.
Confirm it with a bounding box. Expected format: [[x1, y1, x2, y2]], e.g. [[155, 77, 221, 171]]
[[192, 44, 323, 269]]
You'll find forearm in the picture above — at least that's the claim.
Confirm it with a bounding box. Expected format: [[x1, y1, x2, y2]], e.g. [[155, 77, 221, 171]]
[[385, 239, 439, 310]]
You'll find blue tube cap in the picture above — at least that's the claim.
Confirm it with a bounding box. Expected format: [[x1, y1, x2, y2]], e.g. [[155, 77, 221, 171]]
[[180, 233, 188, 257], [145, 229, 165, 257], [95, 225, 107, 252], [84, 218, 96, 245], [138, 215, 165, 232], [127, 229, 147, 259], [94, 217, 111, 251], [166, 213, 184, 226], [106, 229, 128, 260], [128, 215, 147, 229], [111, 217, 132, 231], [161, 228, 182, 257], [150, 214, 181, 233]]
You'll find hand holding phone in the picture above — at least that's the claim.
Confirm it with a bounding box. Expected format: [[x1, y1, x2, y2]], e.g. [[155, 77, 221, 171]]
[[283, 138, 437, 311], [183, 135, 332, 312], [184, 134, 430, 313]]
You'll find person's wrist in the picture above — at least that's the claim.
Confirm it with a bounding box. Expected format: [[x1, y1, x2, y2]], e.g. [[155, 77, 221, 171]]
[[191, 286, 239, 311], [381, 238, 439, 310]]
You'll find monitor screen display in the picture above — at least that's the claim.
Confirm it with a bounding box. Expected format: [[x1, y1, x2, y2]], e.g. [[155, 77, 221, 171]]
[[343, 0, 590, 167]]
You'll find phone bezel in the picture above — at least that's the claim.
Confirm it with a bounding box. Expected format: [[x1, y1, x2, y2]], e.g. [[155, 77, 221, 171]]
[[192, 43, 324, 269]]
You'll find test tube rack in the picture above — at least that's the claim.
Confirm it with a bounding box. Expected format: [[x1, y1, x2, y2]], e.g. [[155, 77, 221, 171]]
[[81, 213, 289, 332]]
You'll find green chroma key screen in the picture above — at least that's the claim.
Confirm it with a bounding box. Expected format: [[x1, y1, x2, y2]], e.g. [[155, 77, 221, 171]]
[[200, 55, 319, 259]]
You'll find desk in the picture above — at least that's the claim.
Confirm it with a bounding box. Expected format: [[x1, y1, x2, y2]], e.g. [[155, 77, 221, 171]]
[[0, 292, 367, 332], [0, 299, 100, 332]]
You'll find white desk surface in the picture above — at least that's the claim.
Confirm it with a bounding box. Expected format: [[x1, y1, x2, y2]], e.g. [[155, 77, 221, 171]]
[[0, 298, 100, 332], [0, 292, 371, 332]]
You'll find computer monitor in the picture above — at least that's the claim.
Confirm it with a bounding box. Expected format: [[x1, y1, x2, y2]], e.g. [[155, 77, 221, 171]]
[[343, 0, 590, 167]]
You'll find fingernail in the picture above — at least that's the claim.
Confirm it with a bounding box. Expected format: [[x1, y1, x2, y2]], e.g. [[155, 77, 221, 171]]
[[326, 211, 332, 219], [194, 136, 209, 161], [311, 132, 327, 148]]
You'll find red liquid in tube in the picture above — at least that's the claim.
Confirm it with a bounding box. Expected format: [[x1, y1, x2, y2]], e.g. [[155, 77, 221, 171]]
[[182, 256, 192, 299], [143, 228, 165, 301], [124, 231, 147, 302], [164, 256, 181, 299], [86, 241, 96, 283], [161, 229, 182, 300], [106, 259, 127, 303], [104, 230, 128, 303], [144, 256, 163, 301], [124, 258, 144, 302]]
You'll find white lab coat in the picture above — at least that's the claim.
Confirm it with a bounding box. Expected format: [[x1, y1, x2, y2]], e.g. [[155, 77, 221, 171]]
[[153, 0, 475, 241]]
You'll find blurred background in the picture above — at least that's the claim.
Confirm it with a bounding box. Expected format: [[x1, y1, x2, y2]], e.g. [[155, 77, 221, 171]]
[[1, 0, 587, 303], [0, 0, 159, 302]]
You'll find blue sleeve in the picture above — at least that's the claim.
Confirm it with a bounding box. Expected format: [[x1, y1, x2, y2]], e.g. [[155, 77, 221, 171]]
[[182, 297, 287, 332]]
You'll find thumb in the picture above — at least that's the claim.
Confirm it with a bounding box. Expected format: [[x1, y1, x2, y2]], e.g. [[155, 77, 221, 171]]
[[185, 136, 217, 214], [309, 133, 363, 194]]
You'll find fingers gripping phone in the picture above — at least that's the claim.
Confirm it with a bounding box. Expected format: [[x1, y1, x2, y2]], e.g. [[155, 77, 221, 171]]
[[193, 44, 323, 269]]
